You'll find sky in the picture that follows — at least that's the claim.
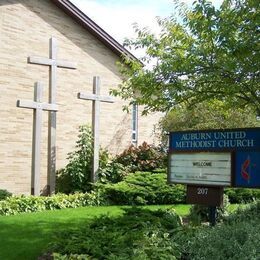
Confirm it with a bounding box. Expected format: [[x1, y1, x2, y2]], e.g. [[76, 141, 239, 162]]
[[70, 0, 223, 56]]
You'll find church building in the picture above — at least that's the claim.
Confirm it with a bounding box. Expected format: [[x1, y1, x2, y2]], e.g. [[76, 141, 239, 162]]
[[0, 0, 162, 194]]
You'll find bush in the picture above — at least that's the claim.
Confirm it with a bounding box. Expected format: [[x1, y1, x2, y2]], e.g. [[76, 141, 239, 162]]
[[224, 199, 260, 224], [0, 192, 103, 216], [53, 253, 90, 260], [115, 142, 167, 172], [188, 194, 230, 225], [56, 125, 112, 194], [98, 161, 130, 184], [50, 207, 182, 259], [0, 189, 12, 201], [181, 200, 260, 260], [56, 125, 93, 193], [225, 188, 260, 203], [102, 171, 186, 205]]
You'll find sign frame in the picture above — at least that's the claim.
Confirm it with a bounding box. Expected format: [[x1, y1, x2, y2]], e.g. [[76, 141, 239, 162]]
[[168, 127, 260, 189], [168, 151, 234, 187]]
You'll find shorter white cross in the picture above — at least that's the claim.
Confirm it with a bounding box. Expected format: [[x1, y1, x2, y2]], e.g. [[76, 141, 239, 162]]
[[17, 82, 58, 195], [78, 76, 114, 183]]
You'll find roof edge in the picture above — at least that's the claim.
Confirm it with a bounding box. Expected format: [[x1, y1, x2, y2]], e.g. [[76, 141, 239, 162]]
[[51, 0, 139, 62]]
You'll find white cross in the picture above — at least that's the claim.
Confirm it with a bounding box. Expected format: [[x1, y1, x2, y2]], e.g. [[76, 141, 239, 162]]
[[28, 37, 77, 194], [78, 76, 114, 182], [17, 82, 58, 196]]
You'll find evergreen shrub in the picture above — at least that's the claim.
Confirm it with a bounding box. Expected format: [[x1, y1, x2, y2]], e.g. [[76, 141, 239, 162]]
[[102, 171, 186, 205], [50, 207, 182, 259], [0, 189, 12, 201]]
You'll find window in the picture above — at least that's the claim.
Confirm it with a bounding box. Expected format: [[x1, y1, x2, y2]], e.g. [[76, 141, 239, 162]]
[[132, 103, 138, 144]]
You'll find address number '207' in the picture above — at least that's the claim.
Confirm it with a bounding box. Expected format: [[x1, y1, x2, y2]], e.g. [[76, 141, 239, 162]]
[[197, 188, 208, 195]]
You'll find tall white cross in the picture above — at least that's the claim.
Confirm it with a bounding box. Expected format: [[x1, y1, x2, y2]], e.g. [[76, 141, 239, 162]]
[[17, 82, 58, 196], [28, 37, 77, 194], [78, 76, 115, 183]]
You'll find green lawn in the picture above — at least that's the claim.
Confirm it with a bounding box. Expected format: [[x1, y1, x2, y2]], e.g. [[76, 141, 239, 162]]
[[0, 205, 190, 260]]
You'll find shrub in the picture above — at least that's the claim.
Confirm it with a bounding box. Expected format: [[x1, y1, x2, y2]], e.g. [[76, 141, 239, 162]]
[[98, 161, 130, 184], [225, 188, 260, 203], [188, 194, 230, 225], [0, 192, 103, 216], [224, 199, 260, 224], [50, 207, 182, 259], [181, 200, 260, 260], [53, 253, 90, 260], [56, 125, 93, 194], [56, 125, 111, 194], [115, 142, 167, 172], [102, 171, 186, 205], [0, 189, 12, 200]]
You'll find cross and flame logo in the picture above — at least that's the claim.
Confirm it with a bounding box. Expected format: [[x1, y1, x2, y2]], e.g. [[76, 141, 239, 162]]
[[241, 156, 251, 183]]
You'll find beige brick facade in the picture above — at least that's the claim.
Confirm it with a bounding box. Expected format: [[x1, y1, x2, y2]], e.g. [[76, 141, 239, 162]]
[[0, 0, 162, 194]]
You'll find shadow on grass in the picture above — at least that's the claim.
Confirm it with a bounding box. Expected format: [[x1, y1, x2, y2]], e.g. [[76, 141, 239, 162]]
[[0, 213, 92, 260], [0, 205, 187, 260], [49, 207, 183, 259]]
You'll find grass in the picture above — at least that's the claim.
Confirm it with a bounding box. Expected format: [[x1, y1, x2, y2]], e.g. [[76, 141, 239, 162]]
[[0, 205, 190, 260]]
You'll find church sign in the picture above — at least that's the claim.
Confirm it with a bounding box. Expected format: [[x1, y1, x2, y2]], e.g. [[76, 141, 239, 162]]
[[169, 152, 231, 186], [168, 128, 260, 188]]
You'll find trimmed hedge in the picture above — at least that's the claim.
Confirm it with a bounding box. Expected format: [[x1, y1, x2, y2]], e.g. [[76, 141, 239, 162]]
[[0, 192, 103, 216]]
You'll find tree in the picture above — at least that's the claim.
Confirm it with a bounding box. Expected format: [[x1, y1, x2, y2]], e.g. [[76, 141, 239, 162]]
[[112, 0, 260, 116], [160, 99, 260, 132]]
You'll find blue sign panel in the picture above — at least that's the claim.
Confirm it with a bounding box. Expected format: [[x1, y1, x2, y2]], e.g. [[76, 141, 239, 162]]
[[169, 128, 260, 151], [235, 151, 260, 188], [169, 128, 260, 188]]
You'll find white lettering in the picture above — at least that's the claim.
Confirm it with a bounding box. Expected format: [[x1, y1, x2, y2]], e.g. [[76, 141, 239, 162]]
[[197, 188, 208, 195], [218, 139, 254, 148], [176, 141, 183, 148]]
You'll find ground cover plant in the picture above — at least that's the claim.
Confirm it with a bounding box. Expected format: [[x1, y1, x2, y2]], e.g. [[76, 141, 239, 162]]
[[1, 177, 258, 216], [0, 205, 190, 260], [177, 200, 260, 259], [49, 201, 259, 260], [0, 171, 185, 216], [0, 192, 103, 216], [50, 207, 184, 259]]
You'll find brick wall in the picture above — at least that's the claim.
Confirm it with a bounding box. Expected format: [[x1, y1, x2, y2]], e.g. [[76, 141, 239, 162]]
[[0, 0, 162, 194]]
